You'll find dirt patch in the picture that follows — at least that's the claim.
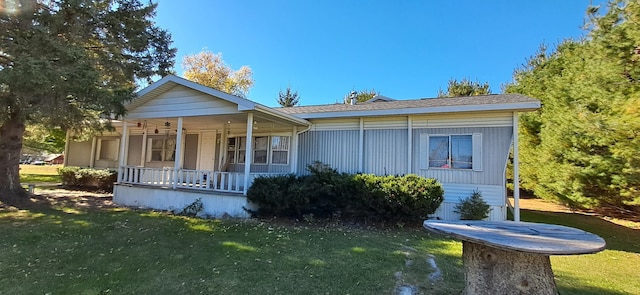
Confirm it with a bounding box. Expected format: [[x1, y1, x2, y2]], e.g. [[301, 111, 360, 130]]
[[0, 185, 119, 212]]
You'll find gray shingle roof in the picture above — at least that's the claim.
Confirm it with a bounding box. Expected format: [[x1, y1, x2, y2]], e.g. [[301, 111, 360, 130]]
[[276, 93, 539, 116]]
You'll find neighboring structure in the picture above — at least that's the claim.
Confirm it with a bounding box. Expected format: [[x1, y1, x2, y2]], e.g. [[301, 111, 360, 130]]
[[44, 154, 64, 165], [64, 75, 540, 220]]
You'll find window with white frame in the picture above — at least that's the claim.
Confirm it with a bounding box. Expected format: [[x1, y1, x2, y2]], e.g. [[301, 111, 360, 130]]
[[271, 136, 290, 164], [253, 136, 269, 164], [147, 138, 176, 162], [226, 135, 290, 165], [422, 133, 481, 171]]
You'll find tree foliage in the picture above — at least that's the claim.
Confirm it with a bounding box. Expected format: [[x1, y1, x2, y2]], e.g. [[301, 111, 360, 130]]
[[344, 88, 379, 104], [23, 124, 66, 154], [437, 78, 491, 97], [505, 0, 640, 209], [181, 50, 254, 98], [0, 0, 176, 195], [277, 86, 300, 107]]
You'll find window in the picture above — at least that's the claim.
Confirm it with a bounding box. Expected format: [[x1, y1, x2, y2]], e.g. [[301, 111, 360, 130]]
[[226, 135, 290, 165], [425, 134, 477, 170], [253, 136, 268, 164], [148, 138, 176, 162], [271, 136, 290, 164], [97, 139, 119, 161], [227, 137, 236, 163]]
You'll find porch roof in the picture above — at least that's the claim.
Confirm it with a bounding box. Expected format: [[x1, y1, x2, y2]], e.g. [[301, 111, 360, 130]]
[[126, 75, 310, 126]]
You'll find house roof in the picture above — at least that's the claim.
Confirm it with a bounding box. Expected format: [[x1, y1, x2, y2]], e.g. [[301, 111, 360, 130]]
[[277, 93, 540, 119], [127, 75, 310, 126]]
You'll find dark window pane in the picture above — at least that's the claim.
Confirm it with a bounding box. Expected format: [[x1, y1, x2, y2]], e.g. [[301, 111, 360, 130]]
[[429, 136, 449, 168]]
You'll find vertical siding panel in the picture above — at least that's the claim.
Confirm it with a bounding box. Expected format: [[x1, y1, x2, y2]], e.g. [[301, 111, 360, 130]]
[[297, 130, 359, 173], [363, 130, 407, 175]]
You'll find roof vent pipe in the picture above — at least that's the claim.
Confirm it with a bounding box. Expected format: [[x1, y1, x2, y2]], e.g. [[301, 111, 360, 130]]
[[349, 91, 357, 105]]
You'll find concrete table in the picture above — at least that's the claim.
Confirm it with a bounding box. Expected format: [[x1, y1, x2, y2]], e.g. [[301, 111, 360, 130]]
[[423, 220, 606, 295]]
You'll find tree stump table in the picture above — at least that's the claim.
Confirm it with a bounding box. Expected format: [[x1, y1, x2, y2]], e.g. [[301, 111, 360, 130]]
[[423, 220, 606, 295]]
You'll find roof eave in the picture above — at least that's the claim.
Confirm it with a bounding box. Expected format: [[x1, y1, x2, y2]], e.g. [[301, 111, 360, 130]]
[[254, 105, 311, 126], [291, 101, 541, 119]]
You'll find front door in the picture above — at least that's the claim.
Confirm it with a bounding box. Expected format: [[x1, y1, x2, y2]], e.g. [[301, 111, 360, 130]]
[[198, 131, 217, 171]]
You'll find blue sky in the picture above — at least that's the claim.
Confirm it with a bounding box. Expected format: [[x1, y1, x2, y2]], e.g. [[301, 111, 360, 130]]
[[154, 0, 601, 107]]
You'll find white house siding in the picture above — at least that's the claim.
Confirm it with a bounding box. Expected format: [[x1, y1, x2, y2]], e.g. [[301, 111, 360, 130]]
[[412, 127, 513, 186], [66, 141, 92, 167], [412, 111, 513, 128], [363, 117, 407, 129], [309, 118, 359, 131], [430, 183, 507, 220], [227, 163, 291, 174], [114, 184, 249, 218], [363, 129, 408, 175], [125, 85, 242, 119], [297, 130, 360, 173]]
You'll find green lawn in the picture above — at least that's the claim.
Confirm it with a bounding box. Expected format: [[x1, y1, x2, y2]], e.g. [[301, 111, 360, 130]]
[[521, 209, 640, 295], [2, 172, 639, 294], [19, 164, 62, 184], [0, 203, 465, 294]]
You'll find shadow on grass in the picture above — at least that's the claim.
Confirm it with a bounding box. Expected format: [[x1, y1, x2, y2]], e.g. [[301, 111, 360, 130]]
[[556, 285, 629, 295], [521, 209, 640, 254]]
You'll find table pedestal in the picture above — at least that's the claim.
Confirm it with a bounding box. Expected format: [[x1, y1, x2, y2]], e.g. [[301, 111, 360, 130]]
[[462, 241, 557, 295]]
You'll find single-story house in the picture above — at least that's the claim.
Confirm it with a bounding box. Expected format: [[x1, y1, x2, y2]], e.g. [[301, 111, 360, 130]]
[[64, 75, 540, 220]]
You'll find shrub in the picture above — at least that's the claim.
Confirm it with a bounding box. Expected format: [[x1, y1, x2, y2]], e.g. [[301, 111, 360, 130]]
[[58, 167, 118, 191], [246, 174, 308, 217], [454, 190, 491, 220], [246, 162, 445, 223]]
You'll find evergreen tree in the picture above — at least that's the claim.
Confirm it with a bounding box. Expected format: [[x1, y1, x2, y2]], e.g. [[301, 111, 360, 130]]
[[0, 0, 176, 197], [505, 0, 640, 209], [437, 78, 491, 97], [277, 86, 300, 107]]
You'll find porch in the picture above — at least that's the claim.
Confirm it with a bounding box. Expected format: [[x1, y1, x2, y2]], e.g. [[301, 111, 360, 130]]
[[118, 166, 283, 194]]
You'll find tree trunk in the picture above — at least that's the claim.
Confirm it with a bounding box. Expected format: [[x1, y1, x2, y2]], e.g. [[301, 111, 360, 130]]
[[462, 241, 557, 295], [0, 114, 26, 197]]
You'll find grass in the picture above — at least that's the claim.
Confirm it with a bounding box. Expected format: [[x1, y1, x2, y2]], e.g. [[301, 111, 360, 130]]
[[19, 164, 62, 184], [0, 205, 464, 294], [521, 209, 640, 295], [3, 167, 639, 294]]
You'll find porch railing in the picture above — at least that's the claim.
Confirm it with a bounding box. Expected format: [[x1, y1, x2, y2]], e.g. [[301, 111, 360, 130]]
[[118, 166, 283, 194]]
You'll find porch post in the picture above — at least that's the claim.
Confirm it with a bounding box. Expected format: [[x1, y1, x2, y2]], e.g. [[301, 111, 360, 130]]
[[243, 113, 254, 194], [173, 117, 184, 189], [89, 137, 97, 168], [140, 128, 148, 167], [513, 112, 520, 222], [407, 116, 412, 174], [290, 126, 297, 173], [118, 121, 128, 182], [358, 117, 364, 172], [63, 130, 70, 167]]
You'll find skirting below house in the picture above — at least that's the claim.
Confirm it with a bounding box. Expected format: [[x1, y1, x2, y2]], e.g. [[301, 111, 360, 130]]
[[430, 202, 507, 221], [113, 184, 253, 218]]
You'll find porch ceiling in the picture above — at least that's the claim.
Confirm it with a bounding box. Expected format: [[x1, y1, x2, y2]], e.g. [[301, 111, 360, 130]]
[[126, 112, 303, 134]]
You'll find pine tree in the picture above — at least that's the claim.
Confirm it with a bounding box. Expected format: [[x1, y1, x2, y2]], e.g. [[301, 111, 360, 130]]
[[277, 86, 300, 107], [0, 0, 176, 197]]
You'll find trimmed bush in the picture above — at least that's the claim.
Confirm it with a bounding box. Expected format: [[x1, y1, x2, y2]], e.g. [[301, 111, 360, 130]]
[[246, 163, 444, 223], [58, 167, 118, 191]]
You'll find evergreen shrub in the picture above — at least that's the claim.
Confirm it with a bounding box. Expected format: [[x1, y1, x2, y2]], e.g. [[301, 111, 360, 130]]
[[246, 162, 444, 223], [454, 190, 491, 220]]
